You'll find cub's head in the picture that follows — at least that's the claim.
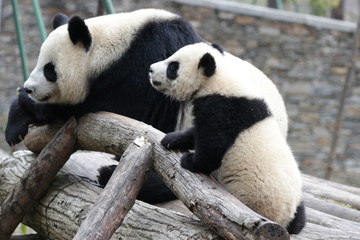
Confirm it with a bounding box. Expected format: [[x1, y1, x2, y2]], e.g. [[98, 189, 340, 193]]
[[23, 13, 92, 104], [149, 42, 224, 101]]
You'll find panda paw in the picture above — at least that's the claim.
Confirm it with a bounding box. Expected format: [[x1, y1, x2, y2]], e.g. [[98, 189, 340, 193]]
[[5, 121, 28, 146], [97, 164, 117, 186], [180, 152, 201, 173], [5, 98, 35, 146], [161, 130, 194, 151], [17, 87, 38, 112]]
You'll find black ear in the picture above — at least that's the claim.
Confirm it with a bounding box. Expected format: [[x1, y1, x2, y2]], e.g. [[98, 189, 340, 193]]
[[211, 43, 224, 54], [52, 13, 69, 29], [68, 16, 92, 52], [198, 53, 216, 77]]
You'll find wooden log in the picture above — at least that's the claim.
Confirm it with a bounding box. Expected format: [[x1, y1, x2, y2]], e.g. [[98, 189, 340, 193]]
[[304, 207, 360, 233], [302, 174, 360, 198], [21, 112, 360, 239], [0, 117, 77, 239], [73, 138, 153, 240], [25, 112, 289, 240], [303, 193, 360, 222], [2, 150, 360, 240], [0, 150, 220, 240], [303, 177, 360, 210], [24, 123, 64, 154], [291, 222, 360, 240], [78, 112, 290, 240]]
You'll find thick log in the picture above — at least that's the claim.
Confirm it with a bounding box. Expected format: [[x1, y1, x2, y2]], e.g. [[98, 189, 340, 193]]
[[25, 112, 288, 240], [0, 150, 219, 240], [73, 138, 153, 240], [21, 112, 360, 239], [2, 150, 360, 239], [76, 112, 290, 240], [303, 177, 360, 210], [0, 117, 77, 239], [303, 193, 360, 222]]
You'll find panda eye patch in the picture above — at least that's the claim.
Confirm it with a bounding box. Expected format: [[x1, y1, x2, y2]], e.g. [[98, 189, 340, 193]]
[[43, 62, 57, 82], [167, 61, 179, 80]]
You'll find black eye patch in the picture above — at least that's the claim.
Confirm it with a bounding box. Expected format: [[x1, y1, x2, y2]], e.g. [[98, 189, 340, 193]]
[[167, 61, 179, 80], [43, 62, 57, 82]]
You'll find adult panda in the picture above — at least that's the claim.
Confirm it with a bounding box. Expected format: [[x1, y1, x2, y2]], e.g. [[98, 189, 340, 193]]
[[149, 42, 306, 234], [5, 9, 203, 203]]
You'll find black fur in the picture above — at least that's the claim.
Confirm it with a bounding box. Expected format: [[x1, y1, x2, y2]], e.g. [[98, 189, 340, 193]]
[[286, 202, 306, 234], [166, 61, 179, 80], [210, 43, 224, 54], [161, 126, 195, 151], [68, 16, 92, 51], [52, 13, 69, 29], [43, 62, 57, 82], [198, 53, 216, 77], [162, 94, 271, 174], [98, 165, 176, 203], [6, 16, 203, 146], [6, 14, 203, 204]]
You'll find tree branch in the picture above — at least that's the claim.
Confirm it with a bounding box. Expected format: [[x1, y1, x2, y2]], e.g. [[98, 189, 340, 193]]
[[73, 138, 153, 240], [0, 150, 220, 240], [25, 112, 289, 240], [0, 117, 77, 239]]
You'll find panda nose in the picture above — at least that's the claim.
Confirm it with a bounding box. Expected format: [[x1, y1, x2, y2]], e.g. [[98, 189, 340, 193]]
[[24, 87, 33, 94], [149, 67, 154, 74]]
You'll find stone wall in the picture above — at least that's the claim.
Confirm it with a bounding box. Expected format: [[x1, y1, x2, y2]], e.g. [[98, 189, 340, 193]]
[[1, 0, 359, 185]]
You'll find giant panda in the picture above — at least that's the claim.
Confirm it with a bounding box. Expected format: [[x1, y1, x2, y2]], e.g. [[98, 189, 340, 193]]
[[5, 9, 203, 203], [149, 42, 306, 234]]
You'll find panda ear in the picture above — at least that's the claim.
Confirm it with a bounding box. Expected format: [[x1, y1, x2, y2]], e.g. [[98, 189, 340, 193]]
[[68, 16, 92, 52], [52, 13, 69, 29], [198, 53, 216, 77]]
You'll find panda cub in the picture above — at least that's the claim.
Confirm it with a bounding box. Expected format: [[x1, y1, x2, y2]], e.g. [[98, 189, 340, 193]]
[[149, 42, 306, 234]]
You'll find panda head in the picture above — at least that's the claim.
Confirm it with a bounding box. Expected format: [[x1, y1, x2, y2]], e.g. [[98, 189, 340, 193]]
[[23, 13, 92, 104], [149, 42, 224, 101]]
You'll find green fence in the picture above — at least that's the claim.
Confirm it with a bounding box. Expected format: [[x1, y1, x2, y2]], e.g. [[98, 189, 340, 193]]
[[11, 0, 115, 81]]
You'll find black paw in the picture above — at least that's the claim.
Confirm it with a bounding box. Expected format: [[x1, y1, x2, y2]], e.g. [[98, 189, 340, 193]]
[[161, 130, 194, 151], [5, 122, 28, 146], [97, 164, 117, 186], [180, 152, 201, 173], [5, 98, 35, 146], [161, 132, 182, 150]]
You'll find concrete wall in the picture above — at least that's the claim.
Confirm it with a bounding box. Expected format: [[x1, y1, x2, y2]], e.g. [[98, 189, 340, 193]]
[[1, 0, 359, 184]]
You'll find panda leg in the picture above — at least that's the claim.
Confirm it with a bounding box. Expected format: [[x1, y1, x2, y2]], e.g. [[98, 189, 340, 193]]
[[161, 126, 195, 151], [286, 201, 306, 234], [5, 98, 37, 146], [98, 165, 177, 204], [17, 87, 76, 121]]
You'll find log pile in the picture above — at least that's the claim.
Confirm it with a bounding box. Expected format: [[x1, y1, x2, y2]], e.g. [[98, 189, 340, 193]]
[[1, 112, 360, 240]]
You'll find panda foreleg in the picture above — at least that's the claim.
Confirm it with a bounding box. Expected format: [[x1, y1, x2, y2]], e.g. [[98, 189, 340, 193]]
[[5, 97, 36, 146], [17, 87, 48, 121], [161, 126, 195, 151], [180, 149, 219, 175], [17, 87, 77, 122]]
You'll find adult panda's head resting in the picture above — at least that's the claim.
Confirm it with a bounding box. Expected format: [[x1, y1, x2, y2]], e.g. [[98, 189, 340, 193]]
[[23, 14, 93, 105], [149, 42, 224, 101]]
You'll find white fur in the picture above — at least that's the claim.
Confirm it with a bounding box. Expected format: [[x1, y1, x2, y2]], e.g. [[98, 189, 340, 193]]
[[24, 9, 178, 104], [150, 42, 302, 227], [219, 117, 301, 226], [150, 42, 288, 137]]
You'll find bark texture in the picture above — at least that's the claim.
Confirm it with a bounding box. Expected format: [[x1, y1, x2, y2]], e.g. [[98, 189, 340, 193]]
[[0, 117, 76, 239], [73, 138, 153, 240]]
